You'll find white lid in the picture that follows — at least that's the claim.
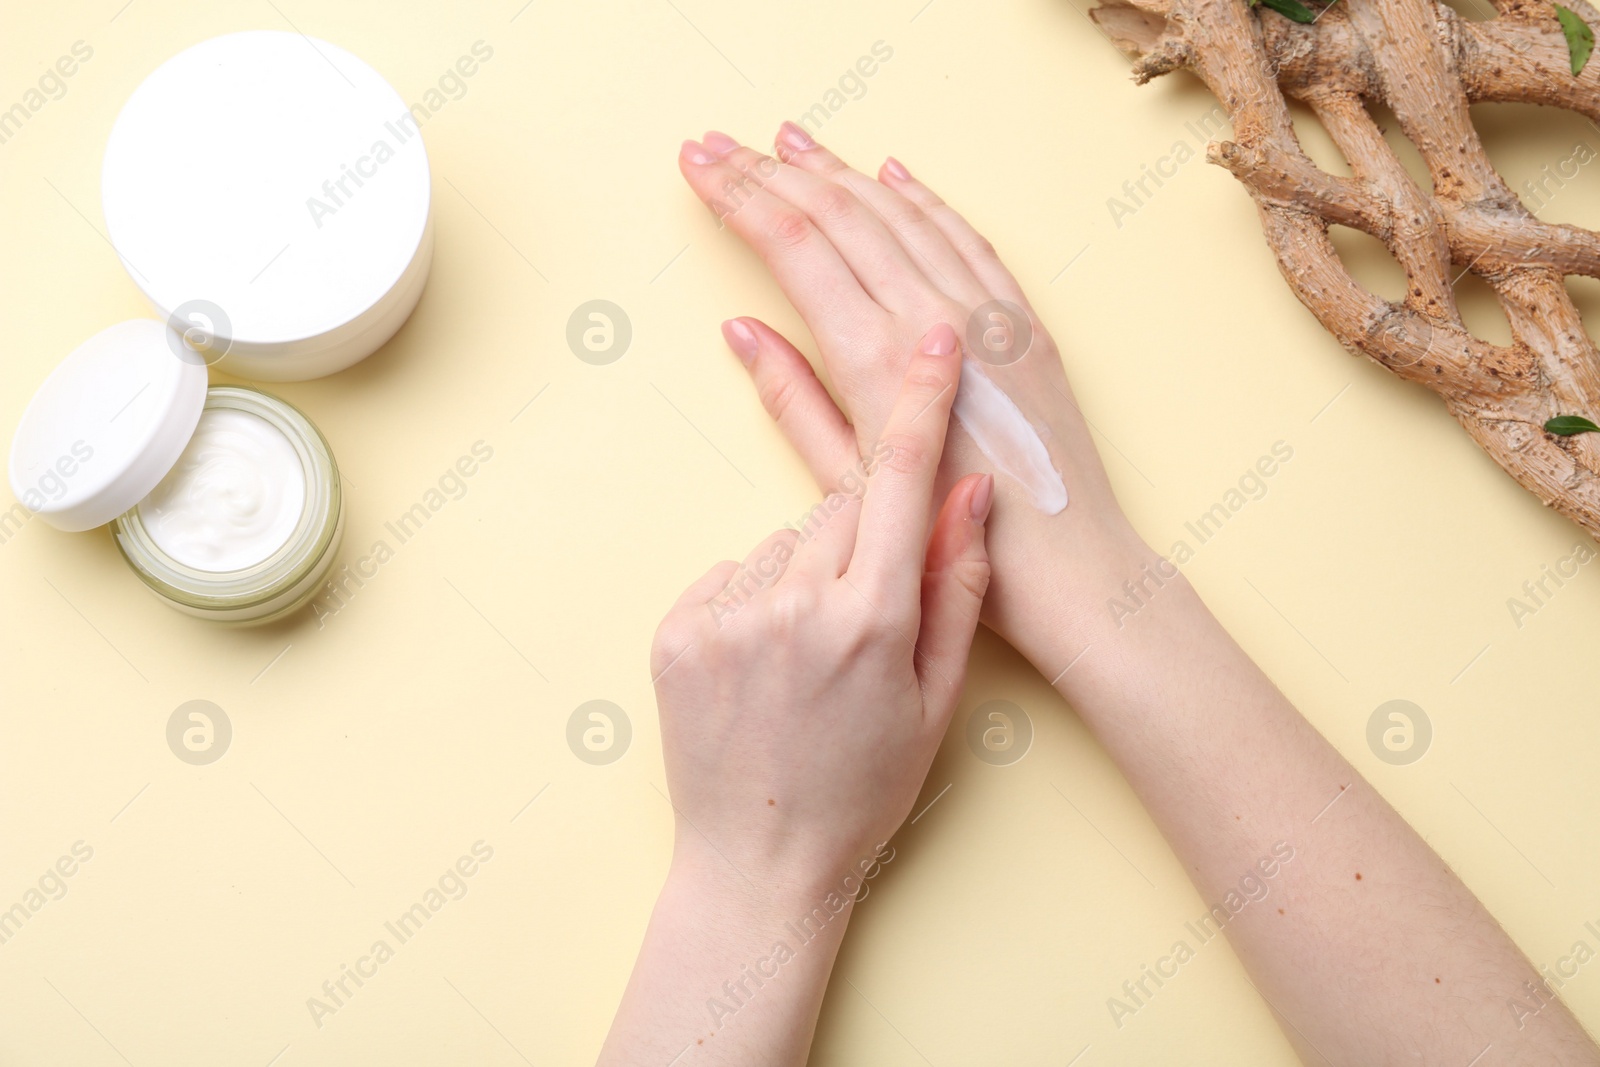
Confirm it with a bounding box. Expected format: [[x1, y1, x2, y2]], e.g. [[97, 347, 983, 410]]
[[101, 31, 432, 364], [8, 320, 207, 532]]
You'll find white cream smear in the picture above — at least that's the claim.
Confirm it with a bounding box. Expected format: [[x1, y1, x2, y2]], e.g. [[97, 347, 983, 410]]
[[953, 359, 1069, 514], [138, 407, 306, 571]]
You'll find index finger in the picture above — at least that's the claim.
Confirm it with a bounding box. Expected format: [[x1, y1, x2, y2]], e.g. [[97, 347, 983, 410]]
[[678, 138, 878, 329], [848, 322, 962, 599]]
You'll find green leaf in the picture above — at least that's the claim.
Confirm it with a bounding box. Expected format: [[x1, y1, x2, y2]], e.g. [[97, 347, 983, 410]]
[[1556, 4, 1594, 75], [1545, 414, 1600, 436], [1258, 0, 1317, 21]]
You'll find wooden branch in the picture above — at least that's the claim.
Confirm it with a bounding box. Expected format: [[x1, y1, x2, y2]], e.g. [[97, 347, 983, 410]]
[[1090, 0, 1600, 536]]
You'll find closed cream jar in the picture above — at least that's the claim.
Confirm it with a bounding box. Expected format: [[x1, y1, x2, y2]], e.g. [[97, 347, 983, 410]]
[[101, 30, 434, 380]]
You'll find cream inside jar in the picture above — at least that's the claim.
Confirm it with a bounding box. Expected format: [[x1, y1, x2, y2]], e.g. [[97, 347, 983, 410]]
[[112, 386, 344, 624], [138, 406, 308, 572]]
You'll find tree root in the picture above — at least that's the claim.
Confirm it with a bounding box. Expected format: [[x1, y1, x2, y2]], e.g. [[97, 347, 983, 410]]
[[1091, 0, 1600, 535]]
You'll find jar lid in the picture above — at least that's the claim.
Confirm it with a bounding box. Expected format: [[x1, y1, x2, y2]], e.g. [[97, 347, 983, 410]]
[[101, 31, 432, 377], [8, 320, 207, 532]]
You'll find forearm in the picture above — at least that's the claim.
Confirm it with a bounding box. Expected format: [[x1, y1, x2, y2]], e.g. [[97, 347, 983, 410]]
[[598, 846, 853, 1066], [1001, 531, 1599, 1062]]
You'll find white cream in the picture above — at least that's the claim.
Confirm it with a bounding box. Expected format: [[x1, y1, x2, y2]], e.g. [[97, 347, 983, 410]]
[[953, 359, 1068, 514], [137, 407, 306, 571]]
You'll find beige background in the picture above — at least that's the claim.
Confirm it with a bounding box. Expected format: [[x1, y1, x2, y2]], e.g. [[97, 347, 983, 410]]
[[3, 0, 1599, 1063]]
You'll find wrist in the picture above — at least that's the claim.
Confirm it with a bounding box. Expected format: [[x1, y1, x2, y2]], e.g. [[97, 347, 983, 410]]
[[665, 835, 893, 930], [983, 501, 1157, 666], [989, 507, 1234, 709], [658, 841, 880, 970]]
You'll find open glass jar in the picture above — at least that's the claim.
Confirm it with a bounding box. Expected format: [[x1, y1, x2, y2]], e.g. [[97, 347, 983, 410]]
[[8, 321, 344, 624], [112, 386, 343, 623]]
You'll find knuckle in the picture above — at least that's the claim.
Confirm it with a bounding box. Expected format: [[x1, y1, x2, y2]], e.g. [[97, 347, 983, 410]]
[[765, 208, 813, 249], [651, 611, 700, 672], [761, 585, 816, 639], [958, 232, 998, 261], [903, 364, 951, 394], [885, 200, 930, 232], [948, 558, 992, 602], [878, 432, 933, 476], [758, 372, 801, 423], [808, 184, 858, 223]]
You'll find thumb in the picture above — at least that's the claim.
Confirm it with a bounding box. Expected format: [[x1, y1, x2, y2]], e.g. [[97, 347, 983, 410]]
[[914, 473, 994, 726]]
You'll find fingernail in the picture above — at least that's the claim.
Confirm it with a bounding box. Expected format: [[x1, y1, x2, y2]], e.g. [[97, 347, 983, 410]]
[[883, 156, 911, 181], [970, 474, 994, 524], [920, 322, 959, 357], [681, 139, 716, 165], [721, 318, 760, 364], [777, 121, 817, 153], [703, 130, 739, 156]]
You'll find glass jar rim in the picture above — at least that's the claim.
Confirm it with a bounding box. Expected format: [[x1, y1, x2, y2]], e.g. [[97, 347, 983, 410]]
[[112, 385, 342, 619]]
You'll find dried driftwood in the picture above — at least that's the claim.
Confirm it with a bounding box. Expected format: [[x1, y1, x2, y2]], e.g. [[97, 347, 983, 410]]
[[1091, 0, 1600, 537]]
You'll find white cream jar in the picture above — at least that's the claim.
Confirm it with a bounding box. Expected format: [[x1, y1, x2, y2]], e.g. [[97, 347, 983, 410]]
[[101, 30, 433, 381], [9, 321, 343, 624]]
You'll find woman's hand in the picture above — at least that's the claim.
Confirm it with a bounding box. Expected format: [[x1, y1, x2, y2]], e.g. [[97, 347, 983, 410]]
[[651, 321, 991, 886], [678, 126, 1153, 669], [600, 325, 992, 1065]]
